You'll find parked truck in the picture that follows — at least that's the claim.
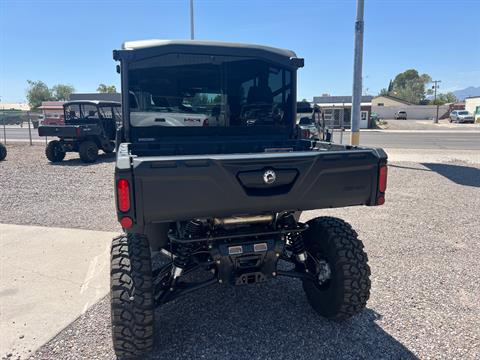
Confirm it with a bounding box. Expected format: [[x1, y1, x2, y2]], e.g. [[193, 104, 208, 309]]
[[110, 40, 388, 358]]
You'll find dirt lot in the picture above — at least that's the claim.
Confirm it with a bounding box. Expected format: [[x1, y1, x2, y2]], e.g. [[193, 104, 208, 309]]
[[1, 144, 479, 359]]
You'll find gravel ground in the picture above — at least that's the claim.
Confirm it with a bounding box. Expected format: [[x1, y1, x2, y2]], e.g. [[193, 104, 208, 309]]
[[1, 144, 480, 359], [0, 143, 119, 232]]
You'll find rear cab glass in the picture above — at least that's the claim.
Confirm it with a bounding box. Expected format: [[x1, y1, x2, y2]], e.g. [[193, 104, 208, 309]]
[[127, 53, 293, 139]]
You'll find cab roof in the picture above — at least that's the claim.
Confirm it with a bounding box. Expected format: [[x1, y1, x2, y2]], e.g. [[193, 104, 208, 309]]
[[63, 100, 121, 107], [113, 39, 304, 68]]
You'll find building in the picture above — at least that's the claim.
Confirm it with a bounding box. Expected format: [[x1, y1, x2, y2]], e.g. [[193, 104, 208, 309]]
[[38, 101, 65, 125], [312, 95, 373, 129], [465, 96, 480, 115], [371, 95, 450, 120], [371, 95, 412, 107], [70, 93, 122, 102], [0, 103, 30, 111]]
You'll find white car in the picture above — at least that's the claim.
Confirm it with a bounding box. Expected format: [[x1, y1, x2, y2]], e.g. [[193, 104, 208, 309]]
[[394, 111, 407, 120], [131, 111, 217, 127], [449, 110, 474, 123]]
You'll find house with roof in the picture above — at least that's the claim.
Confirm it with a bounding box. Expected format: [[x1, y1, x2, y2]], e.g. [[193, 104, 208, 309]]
[[371, 95, 451, 120], [371, 95, 412, 107], [312, 95, 373, 129], [38, 101, 65, 125]]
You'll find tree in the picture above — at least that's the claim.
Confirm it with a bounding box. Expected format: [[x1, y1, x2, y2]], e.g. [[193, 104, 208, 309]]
[[97, 84, 117, 93], [430, 92, 457, 105], [390, 69, 432, 104], [378, 88, 389, 96], [26, 80, 52, 109], [52, 84, 75, 101], [387, 79, 393, 92]]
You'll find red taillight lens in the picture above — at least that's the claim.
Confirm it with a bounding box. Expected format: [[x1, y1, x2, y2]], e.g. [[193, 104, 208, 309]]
[[376, 195, 385, 206], [203, 119, 209, 127], [120, 216, 133, 229], [76, 127, 81, 137], [117, 179, 130, 212], [379, 165, 388, 193]]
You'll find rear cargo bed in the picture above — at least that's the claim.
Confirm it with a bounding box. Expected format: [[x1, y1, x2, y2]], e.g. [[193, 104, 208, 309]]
[[127, 146, 387, 224], [38, 124, 102, 138]]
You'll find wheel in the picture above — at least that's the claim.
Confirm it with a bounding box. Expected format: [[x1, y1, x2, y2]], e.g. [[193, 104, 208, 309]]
[[302, 216, 371, 320], [79, 140, 99, 163], [0, 143, 6, 161], [103, 141, 115, 154], [45, 140, 66, 162], [111, 233, 155, 359]]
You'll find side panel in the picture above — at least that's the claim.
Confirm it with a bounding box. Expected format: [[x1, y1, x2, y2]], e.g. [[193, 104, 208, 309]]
[[38, 125, 102, 138]]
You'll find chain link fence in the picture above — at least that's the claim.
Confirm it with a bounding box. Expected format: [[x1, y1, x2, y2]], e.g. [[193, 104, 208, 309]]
[[1, 110, 46, 146]]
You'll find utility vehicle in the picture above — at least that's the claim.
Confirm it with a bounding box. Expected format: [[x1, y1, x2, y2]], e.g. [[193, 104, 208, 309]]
[[38, 100, 121, 163], [111, 40, 388, 359]]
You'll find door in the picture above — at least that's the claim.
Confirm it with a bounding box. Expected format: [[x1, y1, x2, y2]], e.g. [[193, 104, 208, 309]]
[[360, 111, 369, 129]]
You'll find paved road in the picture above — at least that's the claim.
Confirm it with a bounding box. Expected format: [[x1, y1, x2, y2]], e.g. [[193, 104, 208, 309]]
[[0, 224, 115, 359], [2, 126, 41, 141], [332, 130, 480, 149], [3, 126, 479, 149]]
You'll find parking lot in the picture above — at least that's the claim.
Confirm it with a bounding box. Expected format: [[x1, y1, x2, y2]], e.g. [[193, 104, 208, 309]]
[[0, 143, 479, 359]]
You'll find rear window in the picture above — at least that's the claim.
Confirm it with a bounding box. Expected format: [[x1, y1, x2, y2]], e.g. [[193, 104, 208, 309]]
[[299, 117, 312, 125], [458, 111, 469, 115], [127, 54, 293, 135]]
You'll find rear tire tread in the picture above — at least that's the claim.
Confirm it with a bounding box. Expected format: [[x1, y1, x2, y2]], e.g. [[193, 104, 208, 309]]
[[303, 216, 371, 321], [45, 140, 65, 162], [111, 233, 154, 359], [79, 140, 98, 163]]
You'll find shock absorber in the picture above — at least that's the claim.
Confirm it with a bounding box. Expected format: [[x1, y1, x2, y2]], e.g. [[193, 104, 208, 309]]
[[282, 214, 307, 263], [171, 220, 203, 279]]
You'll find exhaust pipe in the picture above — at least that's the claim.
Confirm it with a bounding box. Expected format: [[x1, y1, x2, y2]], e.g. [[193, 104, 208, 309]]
[[213, 214, 274, 226]]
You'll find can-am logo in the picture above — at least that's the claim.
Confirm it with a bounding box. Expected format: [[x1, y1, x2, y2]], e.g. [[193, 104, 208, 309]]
[[263, 169, 276, 185]]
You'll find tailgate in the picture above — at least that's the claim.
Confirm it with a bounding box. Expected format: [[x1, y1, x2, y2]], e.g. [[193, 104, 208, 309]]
[[129, 149, 387, 224]]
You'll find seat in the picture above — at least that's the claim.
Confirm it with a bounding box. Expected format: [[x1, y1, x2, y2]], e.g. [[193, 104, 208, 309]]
[[247, 85, 273, 104]]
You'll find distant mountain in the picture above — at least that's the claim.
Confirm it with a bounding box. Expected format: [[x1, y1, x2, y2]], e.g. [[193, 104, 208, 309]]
[[453, 87, 480, 101]]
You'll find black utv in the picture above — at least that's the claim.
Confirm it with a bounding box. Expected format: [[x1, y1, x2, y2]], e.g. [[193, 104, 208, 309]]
[[111, 40, 388, 359], [38, 100, 121, 163]]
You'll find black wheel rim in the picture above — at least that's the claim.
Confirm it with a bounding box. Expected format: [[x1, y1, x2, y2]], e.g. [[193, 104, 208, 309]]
[[306, 250, 333, 291]]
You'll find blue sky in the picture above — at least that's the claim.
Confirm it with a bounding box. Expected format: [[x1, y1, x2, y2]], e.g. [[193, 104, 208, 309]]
[[1, 0, 479, 103]]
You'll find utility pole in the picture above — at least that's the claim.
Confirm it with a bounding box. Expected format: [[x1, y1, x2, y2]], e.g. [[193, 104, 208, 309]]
[[350, 0, 364, 146], [190, 0, 195, 40], [432, 80, 441, 123]]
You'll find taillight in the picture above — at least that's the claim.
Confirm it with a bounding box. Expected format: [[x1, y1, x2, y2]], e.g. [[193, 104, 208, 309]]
[[376, 165, 387, 206], [379, 165, 388, 193], [203, 119, 209, 127], [120, 216, 133, 229], [117, 179, 130, 212], [76, 127, 81, 137], [301, 128, 310, 138]]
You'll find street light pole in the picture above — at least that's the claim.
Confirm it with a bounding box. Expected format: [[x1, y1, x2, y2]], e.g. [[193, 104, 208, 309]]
[[350, 0, 364, 146], [432, 80, 441, 123], [190, 0, 195, 40]]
